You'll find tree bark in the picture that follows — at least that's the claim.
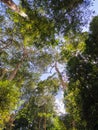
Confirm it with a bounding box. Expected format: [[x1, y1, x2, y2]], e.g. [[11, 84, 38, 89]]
[[43, 106, 46, 130], [1, 0, 28, 18], [8, 62, 21, 81], [55, 62, 67, 89], [7, 47, 28, 81]]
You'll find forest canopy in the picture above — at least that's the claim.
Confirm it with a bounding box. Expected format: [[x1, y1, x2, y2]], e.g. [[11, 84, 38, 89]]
[[0, 0, 98, 130]]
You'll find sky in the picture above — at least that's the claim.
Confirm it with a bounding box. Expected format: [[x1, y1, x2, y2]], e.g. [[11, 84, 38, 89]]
[[93, 0, 98, 15]]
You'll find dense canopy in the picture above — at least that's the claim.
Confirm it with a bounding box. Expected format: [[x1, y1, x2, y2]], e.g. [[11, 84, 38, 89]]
[[0, 0, 98, 130]]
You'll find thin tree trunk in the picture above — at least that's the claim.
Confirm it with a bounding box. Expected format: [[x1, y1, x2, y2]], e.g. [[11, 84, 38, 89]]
[[0, 68, 7, 80], [1, 0, 28, 18], [38, 118, 41, 130], [44, 116, 46, 130], [43, 107, 46, 130], [8, 62, 21, 81], [55, 62, 67, 89], [7, 47, 28, 81]]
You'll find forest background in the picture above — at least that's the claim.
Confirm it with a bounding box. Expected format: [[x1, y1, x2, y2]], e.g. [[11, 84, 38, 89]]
[[0, 0, 98, 130]]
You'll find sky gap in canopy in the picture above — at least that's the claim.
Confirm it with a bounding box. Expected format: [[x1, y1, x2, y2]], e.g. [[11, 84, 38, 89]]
[[12, 0, 98, 115]]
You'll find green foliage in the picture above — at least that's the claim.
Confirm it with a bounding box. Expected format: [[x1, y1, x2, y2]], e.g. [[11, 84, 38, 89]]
[[0, 1, 95, 130], [61, 114, 74, 130], [51, 117, 66, 130], [12, 77, 59, 129], [0, 81, 20, 128], [90, 16, 98, 36], [33, 0, 91, 33], [61, 32, 87, 62], [9, 8, 56, 47], [85, 16, 98, 60], [64, 16, 98, 130]]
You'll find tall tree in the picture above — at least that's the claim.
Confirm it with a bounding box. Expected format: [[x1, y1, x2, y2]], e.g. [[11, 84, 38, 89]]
[[64, 16, 98, 129]]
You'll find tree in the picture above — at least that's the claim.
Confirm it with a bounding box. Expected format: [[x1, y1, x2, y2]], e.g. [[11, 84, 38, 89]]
[[12, 78, 59, 130], [64, 16, 98, 129]]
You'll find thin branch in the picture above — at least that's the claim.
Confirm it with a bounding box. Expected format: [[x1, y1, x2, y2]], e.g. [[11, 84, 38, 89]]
[[0, 40, 12, 50], [8, 62, 22, 81]]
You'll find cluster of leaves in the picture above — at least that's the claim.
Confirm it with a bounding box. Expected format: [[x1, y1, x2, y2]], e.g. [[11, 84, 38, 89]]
[[0, 81, 20, 129], [32, 0, 91, 33]]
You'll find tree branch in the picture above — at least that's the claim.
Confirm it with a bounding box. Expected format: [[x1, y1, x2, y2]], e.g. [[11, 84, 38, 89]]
[[7, 47, 28, 81], [1, 0, 28, 18], [55, 62, 67, 89], [8, 62, 22, 81]]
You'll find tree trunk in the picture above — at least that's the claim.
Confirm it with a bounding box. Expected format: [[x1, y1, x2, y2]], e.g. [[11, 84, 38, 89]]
[[44, 116, 46, 130], [8, 62, 21, 81], [43, 106, 46, 130], [55, 62, 67, 89], [1, 0, 28, 18], [7, 47, 28, 81]]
